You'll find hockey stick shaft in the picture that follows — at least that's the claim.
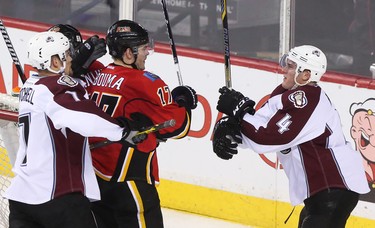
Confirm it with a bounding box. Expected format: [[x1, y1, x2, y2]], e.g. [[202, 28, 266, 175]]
[[0, 19, 26, 84], [90, 119, 176, 149], [161, 0, 184, 86], [220, 0, 232, 89]]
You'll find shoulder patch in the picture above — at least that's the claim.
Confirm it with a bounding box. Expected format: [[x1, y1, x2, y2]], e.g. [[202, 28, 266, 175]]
[[143, 71, 160, 81], [57, 75, 78, 87], [288, 90, 308, 108]]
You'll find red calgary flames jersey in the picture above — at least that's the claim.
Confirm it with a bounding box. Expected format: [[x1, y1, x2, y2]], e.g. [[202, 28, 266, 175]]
[[86, 64, 191, 184]]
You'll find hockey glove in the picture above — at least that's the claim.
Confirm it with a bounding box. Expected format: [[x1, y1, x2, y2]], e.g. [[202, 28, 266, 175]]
[[71, 35, 106, 78], [129, 112, 155, 143], [217, 86, 255, 119], [212, 116, 242, 160], [116, 114, 152, 145], [130, 113, 167, 145], [171, 85, 198, 110]]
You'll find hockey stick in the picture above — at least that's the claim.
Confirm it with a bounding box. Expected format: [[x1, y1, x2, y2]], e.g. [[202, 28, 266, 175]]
[[161, 0, 184, 86], [220, 0, 232, 89], [0, 19, 27, 83], [90, 119, 176, 149]]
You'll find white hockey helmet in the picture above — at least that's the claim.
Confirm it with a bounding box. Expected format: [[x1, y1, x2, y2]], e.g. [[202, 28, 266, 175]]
[[27, 31, 70, 74], [281, 45, 327, 83]]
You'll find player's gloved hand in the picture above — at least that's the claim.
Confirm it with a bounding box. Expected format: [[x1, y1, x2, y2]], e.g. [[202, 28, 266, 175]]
[[212, 116, 242, 160], [116, 114, 151, 145], [171, 85, 198, 110], [217, 86, 255, 119], [129, 112, 153, 127], [128, 112, 154, 143], [71, 35, 106, 78], [130, 113, 168, 145]]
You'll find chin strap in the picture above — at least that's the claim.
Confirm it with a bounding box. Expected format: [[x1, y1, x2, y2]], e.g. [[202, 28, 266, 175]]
[[130, 47, 139, 69], [47, 62, 66, 74], [292, 69, 309, 89], [121, 47, 139, 69], [131, 59, 138, 69], [120, 58, 138, 70]]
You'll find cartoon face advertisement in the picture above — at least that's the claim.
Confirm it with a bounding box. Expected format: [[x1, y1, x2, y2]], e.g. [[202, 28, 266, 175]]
[[350, 98, 375, 202]]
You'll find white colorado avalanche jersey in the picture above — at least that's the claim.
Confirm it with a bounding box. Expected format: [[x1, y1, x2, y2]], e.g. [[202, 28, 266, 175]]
[[240, 84, 369, 205], [4, 74, 123, 204]]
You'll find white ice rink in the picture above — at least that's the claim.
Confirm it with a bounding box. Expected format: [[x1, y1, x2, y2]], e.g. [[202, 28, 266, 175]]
[[162, 208, 252, 228]]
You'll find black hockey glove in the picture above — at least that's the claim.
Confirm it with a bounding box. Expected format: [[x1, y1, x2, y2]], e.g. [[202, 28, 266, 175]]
[[71, 35, 106, 78], [128, 112, 155, 143], [171, 85, 198, 110], [216, 86, 255, 119], [212, 116, 242, 160], [130, 113, 167, 145], [116, 113, 153, 145]]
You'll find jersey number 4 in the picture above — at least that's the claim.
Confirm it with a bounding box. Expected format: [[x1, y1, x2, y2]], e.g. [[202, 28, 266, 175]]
[[276, 113, 292, 134]]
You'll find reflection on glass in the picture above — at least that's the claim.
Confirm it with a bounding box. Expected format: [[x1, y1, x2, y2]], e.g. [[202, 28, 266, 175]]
[[0, 0, 374, 78]]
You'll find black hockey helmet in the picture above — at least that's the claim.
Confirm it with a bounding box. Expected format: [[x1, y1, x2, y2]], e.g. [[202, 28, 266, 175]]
[[48, 24, 83, 50], [106, 20, 150, 59]]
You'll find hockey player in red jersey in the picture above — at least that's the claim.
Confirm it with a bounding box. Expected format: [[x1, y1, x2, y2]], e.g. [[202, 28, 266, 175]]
[[4, 31, 144, 228], [87, 20, 197, 228], [213, 45, 369, 227]]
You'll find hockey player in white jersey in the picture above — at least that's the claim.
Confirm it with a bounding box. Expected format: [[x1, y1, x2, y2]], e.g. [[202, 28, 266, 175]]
[[213, 45, 370, 227], [4, 31, 143, 228]]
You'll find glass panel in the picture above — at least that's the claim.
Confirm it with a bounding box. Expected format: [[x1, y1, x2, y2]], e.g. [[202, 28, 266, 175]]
[[294, 0, 375, 78], [0, 0, 281, 62], [3, 1, 375, 78], [134, 0, 281, 62], [0, 0, 115, 33]]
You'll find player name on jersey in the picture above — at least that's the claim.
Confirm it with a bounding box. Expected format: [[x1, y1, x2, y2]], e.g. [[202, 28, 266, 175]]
[[19, 87, 35, 105], [85, 72, 124, 90]]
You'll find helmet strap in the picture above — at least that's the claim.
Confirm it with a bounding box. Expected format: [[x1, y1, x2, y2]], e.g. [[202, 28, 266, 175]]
[[291, 78, 300, 90], [131, 61, 138, 69], [117, 46, 142, 70], [121, 47, 139, 70], [120, 58, 138, 70], [131, 47, 139, 69], [128, 52, 138, 69], [293, 67, 309, 88], [47, 59, 66, 74]]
